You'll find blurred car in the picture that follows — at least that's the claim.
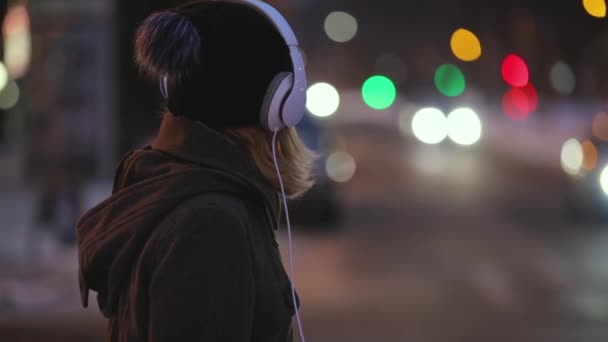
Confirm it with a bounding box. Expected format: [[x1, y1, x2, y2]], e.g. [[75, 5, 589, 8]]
[[564, 137, 608, 222]]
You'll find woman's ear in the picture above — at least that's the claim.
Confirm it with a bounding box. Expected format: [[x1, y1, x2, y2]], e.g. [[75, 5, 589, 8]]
[[134, 11, 201, 82]]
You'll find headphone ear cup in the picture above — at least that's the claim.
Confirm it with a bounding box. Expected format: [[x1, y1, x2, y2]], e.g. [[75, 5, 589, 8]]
[[261, 72, 294, 131]]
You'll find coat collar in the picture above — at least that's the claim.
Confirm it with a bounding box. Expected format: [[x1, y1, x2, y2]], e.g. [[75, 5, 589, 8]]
[[151, 113, 280, 220]]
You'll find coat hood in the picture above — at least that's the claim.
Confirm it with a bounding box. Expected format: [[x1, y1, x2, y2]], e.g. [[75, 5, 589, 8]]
[[76, 114, 279, 317]]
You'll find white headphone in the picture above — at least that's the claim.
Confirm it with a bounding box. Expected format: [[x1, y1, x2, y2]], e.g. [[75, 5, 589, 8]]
[[160, 0, 307, 132]]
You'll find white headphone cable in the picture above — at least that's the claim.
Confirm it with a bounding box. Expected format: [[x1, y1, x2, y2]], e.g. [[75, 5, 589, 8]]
[[272, 130, 307, 342], [160, 75, 169, 98]]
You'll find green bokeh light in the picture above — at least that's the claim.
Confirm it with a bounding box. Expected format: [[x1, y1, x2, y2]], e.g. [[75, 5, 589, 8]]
[[434, 64, 466, 97], [362, 75, 397, 110]]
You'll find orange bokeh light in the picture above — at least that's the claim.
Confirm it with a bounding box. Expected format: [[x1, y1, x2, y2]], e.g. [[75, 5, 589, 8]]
[[581, 140, 598, 171], [592, 112, 608, 141]]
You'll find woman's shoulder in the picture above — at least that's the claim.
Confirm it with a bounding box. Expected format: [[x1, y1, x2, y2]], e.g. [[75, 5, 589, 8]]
[[159, 192, 260, 247], [184, 192, 252, 214], [173, 192, 251, 231], [148, 192, 255, 262]]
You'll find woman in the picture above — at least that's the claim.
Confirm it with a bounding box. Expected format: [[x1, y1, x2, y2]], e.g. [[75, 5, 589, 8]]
[[76, 1, 315, 341]]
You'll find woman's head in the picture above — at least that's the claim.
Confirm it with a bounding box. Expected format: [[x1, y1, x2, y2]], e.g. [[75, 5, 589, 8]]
[[134, 1, 315, 197], [135, 1, 292, 126]]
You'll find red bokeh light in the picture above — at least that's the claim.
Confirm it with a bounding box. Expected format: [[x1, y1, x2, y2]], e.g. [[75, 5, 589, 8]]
[[501, 54, 529, 87], [503, 83, 538, 120], [503, 88, 529, 120]]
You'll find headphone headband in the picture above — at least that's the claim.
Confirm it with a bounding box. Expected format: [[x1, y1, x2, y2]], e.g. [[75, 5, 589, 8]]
[[161, 0, 307, 130], [211, 0, 307, 129], [216, 0, 299, 46]]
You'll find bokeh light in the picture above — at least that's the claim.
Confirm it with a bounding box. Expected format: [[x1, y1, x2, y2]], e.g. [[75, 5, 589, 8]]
[[502, 83, 538, 120], [0, 80, 19, 110], [450, 28, 482, 62], [362, 75, 397, 110], [583, 0, 607, 18], [3, 4, 31, 79], [561, 138, 584, 176], [434, 64, 466, 97], [592, 112, 608, 141], [374, 53, 407, 83], [600, 166, 608, 197], [581, 140, 599, 171], [326, 152, 356, 183], [306, 82, 340, 118], [324, 11, 358, 43], [502, 89, 529, 120], [501, 54, 529, 87], [520, 83, 538, 112], [447, 108, 482, 146], [549, 61, 576, 95], [0, 62, 8, 92], [411, 107, 448, 144]]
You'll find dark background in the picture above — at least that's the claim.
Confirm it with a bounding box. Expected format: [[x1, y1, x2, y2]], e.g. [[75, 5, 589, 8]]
[[1, 0, 608, 341]]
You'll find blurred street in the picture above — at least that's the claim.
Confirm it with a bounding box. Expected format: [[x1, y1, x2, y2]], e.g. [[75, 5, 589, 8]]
[[2, 219, 608, 341], [2, 129, 608, 341]]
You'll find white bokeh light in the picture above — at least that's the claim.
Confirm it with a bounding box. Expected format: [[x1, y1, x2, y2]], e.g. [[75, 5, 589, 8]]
[[550, 61, 576, 95], [411, 107, 448, 144], [326, 152, 356, 183], [324, 11, 358, 43], [447, 107, 482, 146], [3, 4, 31, 79], [0, 63, 8, 92], [0, 80, 19, 110], [600, 166, 608, 197], [306, 82, 340, 118], [561, 138, 584, 175]]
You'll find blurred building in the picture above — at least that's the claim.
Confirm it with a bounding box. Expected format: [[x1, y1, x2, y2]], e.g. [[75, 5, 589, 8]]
[[7, 0, 118, 241]]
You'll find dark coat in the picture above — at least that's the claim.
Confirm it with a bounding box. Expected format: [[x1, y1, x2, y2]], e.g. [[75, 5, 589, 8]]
[[76, 114, 299, 342]]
